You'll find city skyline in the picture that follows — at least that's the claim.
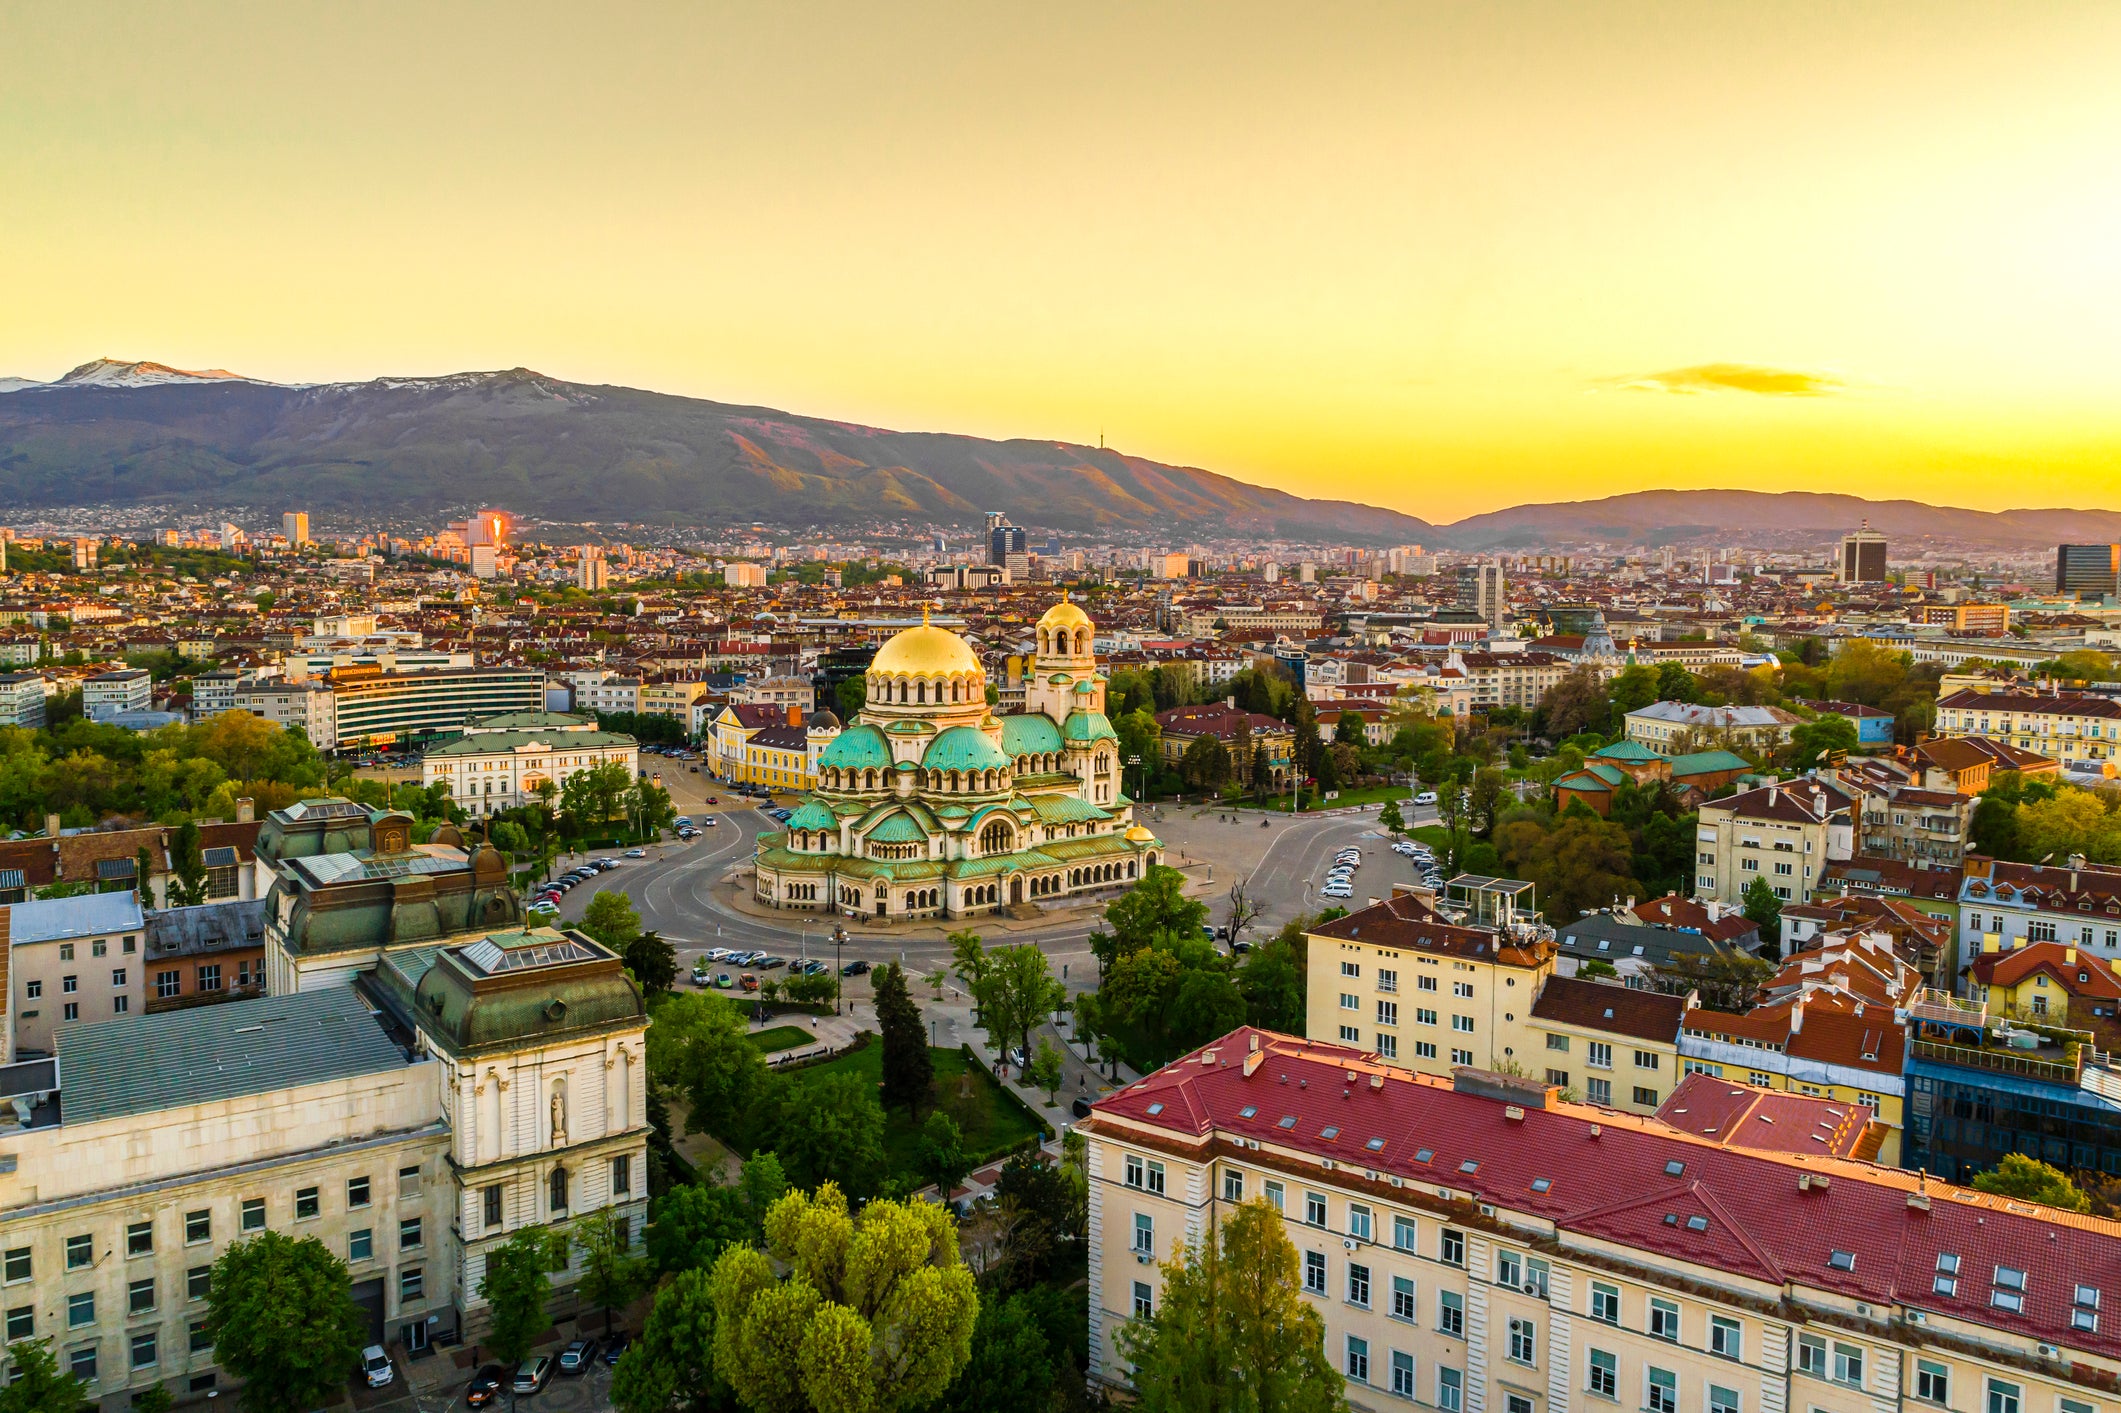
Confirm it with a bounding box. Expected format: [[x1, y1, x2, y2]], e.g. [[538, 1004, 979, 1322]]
[[5, 2, 2120, 522]]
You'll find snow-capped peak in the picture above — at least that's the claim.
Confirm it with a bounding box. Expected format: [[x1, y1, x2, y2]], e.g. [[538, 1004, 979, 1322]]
[[57, 358, 267, 388]]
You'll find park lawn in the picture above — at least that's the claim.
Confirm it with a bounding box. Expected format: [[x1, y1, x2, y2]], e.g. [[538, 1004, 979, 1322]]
[[746, 1025, 815, 1054], [793, 1042, 1045, 1172], [1260, 782, 1409, 813]]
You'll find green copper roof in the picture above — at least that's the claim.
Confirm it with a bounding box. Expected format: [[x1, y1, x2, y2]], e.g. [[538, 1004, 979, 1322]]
[[1670, 749, 1754, 777], [1030, 794, 1112, 823], [922, 724, 1011, 773], [1590, 739, 1662, 763], [1000, 713, 1064, 756], [1062, 709, 1118, 743], [785, 801, 838, 831], [818, 724, 892, 769], [865, 811, 929, 844]]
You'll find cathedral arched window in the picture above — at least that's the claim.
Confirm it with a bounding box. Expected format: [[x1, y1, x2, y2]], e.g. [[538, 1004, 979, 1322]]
[[550, 1166, 570, 1213], [980, 819, 1012, 855]]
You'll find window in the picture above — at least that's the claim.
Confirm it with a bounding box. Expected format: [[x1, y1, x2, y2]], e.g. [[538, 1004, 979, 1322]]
[[484, 1185, 505, 1230], [4, 1307, 29, 1341], [1416, 1041, 1438, 1058], [400, 1267, 424, 1302], [1709, 1386, 1739, 1413], [1586, 1077, 1611, 1105], [1439, 1367, 1463, 1413], [1349, 1263, 1371, 1307], [1146, 1161, 1165, 1195], [1439, 1290, 1464, 1336], [1133, 1281, 1153, 1319], [1797, 1334, 1826, 1378], [1133, 1213, 1154, 1254], [190, 1320, 212, 1354], [185, 1210, 211, 1244], [1340, 1025, 1361, 1043], [1986, 1380, 2021, 1413], [1588, 1349, 1617, 1399], [68, 1292, 95, 1328], [399, 1164, 423, 1197], [1341, 993, 1360, 1011], [62, 1002, 78, 1021], [550, 1167, 569, 1213], [1440, 1228, 1465, 1266], [1587, 1041, 1612, 1068], [1590, 1282, 1620, 1324], [111, 967, 126, 987], [1348, 1204, 1373, 1242], [66, 1234, 93, 1270], [23, 981, 39, 1000], [112, 995, 128, 1014], [58, 943, 73, 961], [291, 1187, 319, 1220], [1451, 1014, 1475, 1033], [1378, 1032, 1398, 1059], [128, 1277, 155, 1315], [1393, 1349, 1416, 1398], [1125, 1155, 1145, 1188], [1392, 1275, 1417, 1322], [1378, 968, 1398, 993], [1304, 1250, 1327, 1294], [1833, 1342, 1864, 1387], [400, 1217, 423, 1251], [1305, 1191, 1327, 1227], [1915, 1360, 1950, 1405], [186, 1266, 211, 1301], [348, 1175, 371, 1208], [1419, 974, 1438, 992], [1647, 1368, 1677, 1413], [349, 1229, 373, 1262], [1643, 1297, 1678, 1342], [1346, 1335, 1370, 1384], [1451, 1048, 1474, 1066], [197, 964, 222, 992], [1342, 960, 1361, 978], [70, 1346, 96, 1382], [1547, 1033, 1570, 1052], [1710, 1315, 1741, 1359], [1393, 1215, 1418, 1250], [92, 940, 107, 958], [1508, 1316, 1536, 1364], [1633, 1050, 1660, 1070], [613, 1154, 633, 1197], [1378, 1000, 1398, 1026], [1264, 1180, 1285, 1213], [1499, 1250, 1523, 1287], [130, 1330, 158, 1370]]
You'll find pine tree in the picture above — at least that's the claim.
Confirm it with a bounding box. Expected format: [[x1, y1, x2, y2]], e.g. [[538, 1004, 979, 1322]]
[[875, 962, 934, 1113]]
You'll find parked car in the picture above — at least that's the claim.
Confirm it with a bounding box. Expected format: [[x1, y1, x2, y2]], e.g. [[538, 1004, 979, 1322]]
[[465, 1364, 507, 1407], [712, 972, 734, 988], [841, 959, 871, 976], [512, 1356, 553, 1394], [802, 959, 827, 976], [602, 1334, 631, 1365], [361, 1346, 395, 1389], [557, 1338, 601, 1374], [739, 973, 759, 992]]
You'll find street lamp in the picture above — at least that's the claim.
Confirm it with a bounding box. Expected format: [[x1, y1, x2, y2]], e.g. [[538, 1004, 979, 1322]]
[[833, 924, 848, 1014]]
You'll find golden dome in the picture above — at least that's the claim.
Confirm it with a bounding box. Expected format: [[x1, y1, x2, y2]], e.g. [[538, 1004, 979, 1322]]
[[871, 608, 982, 677], [1037, 590, 1092, 633]]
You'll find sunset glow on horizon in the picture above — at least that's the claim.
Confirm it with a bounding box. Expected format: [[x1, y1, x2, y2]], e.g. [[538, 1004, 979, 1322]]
[[4, 1, 2118, 523]]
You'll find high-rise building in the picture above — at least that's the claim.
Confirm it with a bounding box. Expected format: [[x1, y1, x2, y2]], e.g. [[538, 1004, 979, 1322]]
[[283, 511, 311, 545], [2056, 543, 2121, 599], [1454, 561, 1507, 630], [986, 511, 1028, 582], [1838, 524, 1888, 583], [578, 546, 608, 591]]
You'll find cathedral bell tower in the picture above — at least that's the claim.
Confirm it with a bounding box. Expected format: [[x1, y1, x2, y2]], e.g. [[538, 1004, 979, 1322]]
[[1027, 591, 1103, 724]]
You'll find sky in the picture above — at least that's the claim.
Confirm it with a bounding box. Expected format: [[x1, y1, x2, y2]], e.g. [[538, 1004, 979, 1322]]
[[3, 1, 2118, 524]]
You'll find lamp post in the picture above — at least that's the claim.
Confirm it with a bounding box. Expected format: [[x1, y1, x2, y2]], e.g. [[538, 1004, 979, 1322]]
[[1127, 754, 1142, 805], [833, 924, 848, 1014]]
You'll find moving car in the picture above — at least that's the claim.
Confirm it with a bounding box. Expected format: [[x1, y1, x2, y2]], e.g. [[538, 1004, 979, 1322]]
[[624, 848, 647, 858], [465, 1365, 507, 1408], [557, 1338, 602, 1374], [841, 959, 871, 976], [701, 816, 718, 826], [361, 1346, 395, 1389], [512, 1356, 553, 1394], [1071, 1096, 1094, 1118], [1415, 791, 1438, 806]]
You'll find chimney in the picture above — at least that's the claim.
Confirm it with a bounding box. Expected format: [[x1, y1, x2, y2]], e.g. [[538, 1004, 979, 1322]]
[[1789, 998, 1806, 1034], [1226, 696, 1236, 710], [786, 703, 802, 728], [45, 812, 61, 839], [1769, 784, 1779, 806], [236, 797, 255, 824], [2067, 946, 2078, 965]]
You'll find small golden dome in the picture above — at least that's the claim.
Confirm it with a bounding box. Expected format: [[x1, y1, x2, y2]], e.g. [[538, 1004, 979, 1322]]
[[1125, 824, 1156, 844], [1037, 590, 1092, 634], [871, 612, 982, 677]]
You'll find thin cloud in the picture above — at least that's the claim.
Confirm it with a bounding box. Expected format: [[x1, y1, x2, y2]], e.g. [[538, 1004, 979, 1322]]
[[1603, 363, 1844, 397]]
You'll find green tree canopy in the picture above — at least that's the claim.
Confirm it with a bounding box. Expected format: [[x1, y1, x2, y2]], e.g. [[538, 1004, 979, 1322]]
[[1119, 1197, 1347, 1413], [612, 1267, 736, 1413], [480, 1227, 571, 1376], [575, 1206, 653, 1334], [970, 941, 1067, 1064], [709, 1184, 979, 1413], [648, 991, 773, 1146], [917, 1111, 972, 1195], [874, 961, 935, 1113], [1741, 874, 1784, 955], [582, 888, 643, 949], [1971, 1153, 2090, 1213], [0, 1339, 89, 1413], [203, 1231, 369, 1413], [762, 1070, 886, 1199]]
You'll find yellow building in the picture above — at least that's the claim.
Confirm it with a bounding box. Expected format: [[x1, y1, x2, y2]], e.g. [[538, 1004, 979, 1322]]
[[637, 679, 709, 722], [1084, 1027, 2121, 1413]]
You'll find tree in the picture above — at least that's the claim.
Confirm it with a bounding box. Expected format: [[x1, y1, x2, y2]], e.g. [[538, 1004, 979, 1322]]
[[624, 930, 679, 996], [1607, 664, 1661, 717], [1250, 743, 1273, 802], [1652, 951, 1775, 1012], [1095, 864, 1208, 966], [836, 674, 868, 722], [1223, 877, 1264, 947], [576, 1206, 653, 1335], [971, 942, 1066, 1066], [918, 1111, 973, 1195], [1029, 1037, 1067, 1104], [1468, 767, 1508, 837], [1179, 733, 1232, 790], [613, 1268, 735, 1413], [1539, 665, 1613, 739], [708, 1184, 979, 1413], [1333, 711, 1367, 748], [1823, 639, 1909, 708], [985, 1152, 1079, 1291], [1118, 1198, 1347, 1413], [646, 1182, 752, 1276], [2016, 787, 2121, 866], [1971, 1154, 2090, 1213], [931, 1290, 1065, 1413], [582, 888, 643, 949], [480, 1227, 571, 1401], [1378, 797, 1405, 836], [648, 992, 774, 1146], [948, 928, 989, 1001], [874, 962, 935, 1113], [0, 1340, 88, 1413], [168, 817, 209, 908], [765, 1071, 887, 1199], [1238, 920, 1309, 1032], [1741, 875, 1784, 956], [1492, 812, 1644, 925], [203, 1231, 369, 1413], [1785, 712, 1859, 769]]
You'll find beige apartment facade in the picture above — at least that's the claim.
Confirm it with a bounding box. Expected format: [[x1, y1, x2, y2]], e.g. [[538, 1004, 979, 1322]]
[[6, 892, 145, 1057], [1086, 1029, 2121, 1413]]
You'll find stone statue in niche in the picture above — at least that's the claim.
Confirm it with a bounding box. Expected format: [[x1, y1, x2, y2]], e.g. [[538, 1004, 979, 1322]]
[[550, 1087, 567, 1146]]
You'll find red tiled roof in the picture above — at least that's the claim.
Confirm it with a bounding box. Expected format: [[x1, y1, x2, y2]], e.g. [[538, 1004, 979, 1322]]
[[1655, 1071, 1879, 1159], [1092, 1027, 2121, 1356], [1309, 894, 1553, 970], [1971, 941, 2121, 1000], [1529, 975, 1687, 1045]]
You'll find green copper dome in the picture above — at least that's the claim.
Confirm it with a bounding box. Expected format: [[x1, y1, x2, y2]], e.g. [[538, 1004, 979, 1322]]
[[922, 724, 1011, 773], [1062, 710, 1118, 743], [785, 800, 838, 831], [1000, 713, 1063, 756], [818, 724, 892, 770]]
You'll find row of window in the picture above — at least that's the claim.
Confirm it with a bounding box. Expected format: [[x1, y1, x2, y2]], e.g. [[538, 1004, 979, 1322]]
[[49, 936, 138, 960]]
